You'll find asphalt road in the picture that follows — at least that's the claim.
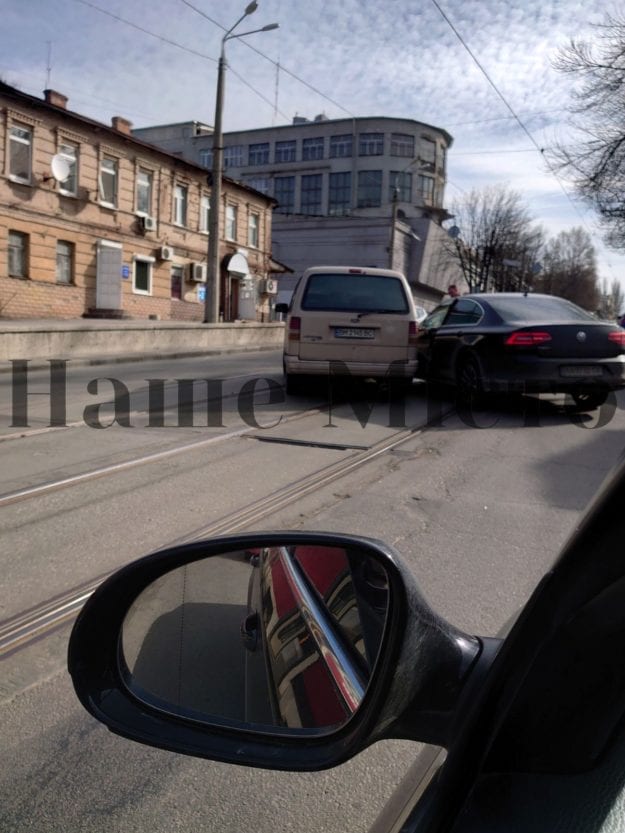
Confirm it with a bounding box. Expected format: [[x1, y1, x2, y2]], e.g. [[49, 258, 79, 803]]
[[1, 350, 624, 833]]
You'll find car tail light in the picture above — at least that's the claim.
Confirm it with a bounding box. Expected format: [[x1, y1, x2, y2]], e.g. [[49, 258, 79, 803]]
[[288, 316, 301, 342], [408, 321, 418, 345], [505, 331, 552, 346], [608, 331, 625, 348]]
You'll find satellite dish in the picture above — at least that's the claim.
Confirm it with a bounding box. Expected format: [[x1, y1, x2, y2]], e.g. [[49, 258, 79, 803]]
[[50, 154, 70, 183], [448, 225, 461, 239]]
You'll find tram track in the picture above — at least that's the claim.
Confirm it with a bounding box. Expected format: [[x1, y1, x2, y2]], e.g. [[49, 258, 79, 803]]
[[0, 401, 455, 659]]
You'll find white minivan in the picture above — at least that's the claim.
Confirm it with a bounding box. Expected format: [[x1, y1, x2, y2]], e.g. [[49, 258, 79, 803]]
[[275, 265, 419, 394]]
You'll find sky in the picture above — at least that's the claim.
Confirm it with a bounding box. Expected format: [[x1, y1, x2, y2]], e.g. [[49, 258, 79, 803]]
[[3, 0, 625, 297]]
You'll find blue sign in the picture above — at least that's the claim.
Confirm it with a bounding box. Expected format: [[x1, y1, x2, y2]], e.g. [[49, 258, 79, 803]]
[[122, 265, 130, 279], [197, 285, 206, 302]]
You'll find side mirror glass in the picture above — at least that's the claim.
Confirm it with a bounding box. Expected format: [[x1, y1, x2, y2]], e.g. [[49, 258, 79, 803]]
[[119, 543, 390, 735], [274, 302, 289, 314]]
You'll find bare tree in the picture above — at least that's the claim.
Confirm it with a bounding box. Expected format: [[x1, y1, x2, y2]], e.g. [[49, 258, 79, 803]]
[[534, 227, 599, 309], [551, 15, 625, 248], [597, 277, 625, 319], [445, 185, 544, 292]]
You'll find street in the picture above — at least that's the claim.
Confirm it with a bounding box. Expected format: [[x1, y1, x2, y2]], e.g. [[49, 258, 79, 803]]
[[1, 349, 624, 833]]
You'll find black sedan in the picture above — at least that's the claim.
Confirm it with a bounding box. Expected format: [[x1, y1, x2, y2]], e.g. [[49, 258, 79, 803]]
[[415, 292, 625, 409]]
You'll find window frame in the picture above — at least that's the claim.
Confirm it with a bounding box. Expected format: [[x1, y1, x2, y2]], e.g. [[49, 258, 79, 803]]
[[56, 240, 74, 285], [225, 204, 238, 241], [98, 155, 118, 208], [135, 168, 153, 216], [417, 174, 435, 203], [223, 145, 245, 168], [329, 134, 353, 158], [248, 212, 260, 248], [173, 183, 188, 227], [389, 171, 412, 203], [358, 133, 384, 156], [58, 142, 78, 196], [8, 230, 29, 278], [274, 140, 297, 163], [132, 255, 154, 295], [357, 170, 383, 208], [248, 143, 270, 166], [302, 137, 324, 161], [274, 176, 295, 214], [300, 173, 323, 215], [390, 133, 415, 158], [9, 123, 33, 184], [200, 193, 211, 234], [328, 171, 352, 216]]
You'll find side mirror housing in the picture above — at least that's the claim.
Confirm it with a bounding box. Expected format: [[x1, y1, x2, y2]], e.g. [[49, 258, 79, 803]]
[[68, 532, 480, 771]]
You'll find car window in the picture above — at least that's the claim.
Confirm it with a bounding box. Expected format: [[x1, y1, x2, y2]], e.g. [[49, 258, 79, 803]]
[[421, 303, 452, 329], [487, 295, 596, 323], [444, 299, 484, 326], [301, 273, 409, 313]]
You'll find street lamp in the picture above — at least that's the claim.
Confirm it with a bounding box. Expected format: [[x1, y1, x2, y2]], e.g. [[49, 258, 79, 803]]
[[204, 2, 279, 323]]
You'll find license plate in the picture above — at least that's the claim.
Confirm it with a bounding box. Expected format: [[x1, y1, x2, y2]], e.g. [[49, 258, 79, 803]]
[[334, 327, 375, 339], [560, 365, 603, 378]]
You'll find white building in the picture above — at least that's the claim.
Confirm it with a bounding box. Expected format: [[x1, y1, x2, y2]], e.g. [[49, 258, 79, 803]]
[[133, 115, 460, 308]]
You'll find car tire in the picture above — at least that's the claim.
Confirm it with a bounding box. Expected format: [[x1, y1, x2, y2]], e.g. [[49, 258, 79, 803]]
[[456, 354, 487, 408], [570, 388, 609, 411]]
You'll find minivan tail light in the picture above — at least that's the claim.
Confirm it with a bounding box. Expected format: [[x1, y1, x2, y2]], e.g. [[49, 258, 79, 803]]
[[408, 321, 418, 345], [505, 331, 552, 346], [288, 316, 301, 342], [608, 331, 625, 349]]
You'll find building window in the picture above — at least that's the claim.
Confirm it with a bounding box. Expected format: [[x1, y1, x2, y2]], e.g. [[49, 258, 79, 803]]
[[329, 134, 352, 158], [302, 137, 324, 161], [358, 133, 384, 156], [136, 169, 153, 215], [224, 145, 245, 168], [244, 175, 271, 194], [300, 174, 323, 215], [133, 257, 153, 294], [171, 265, 184, 300], [8, 231, 28, 277], [417, 174, 435, 203], [391, 133, 415, 158], [9, 124, 32, 183], [389, 171, 412, 203], [420, 137, 436, 171], [199, 148, 213, 168], [173, 184, 188, 226], [357, 170, 382, 208], [275, 140, 296, 163], [226, 205, 238, 240], [328, 171, 351, 215], [248, 212, 259, 248], [56, 241, 74, 284], [248, 143, 269, 165], [58, 143, 78, 195], [99, 156, 118, 206], [274, 176, 295, 213], [200, 194, 211, 233]]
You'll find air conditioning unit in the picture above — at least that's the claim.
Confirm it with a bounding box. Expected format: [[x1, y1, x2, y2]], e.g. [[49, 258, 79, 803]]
[[260, 277, 278, 295], [159, 245, 174, 261], [142, 215, 157, 231], [190, 262, 207, 282]]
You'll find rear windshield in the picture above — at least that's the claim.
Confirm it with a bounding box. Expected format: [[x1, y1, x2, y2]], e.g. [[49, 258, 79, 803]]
[[301, 273, 409, 313], [487, 295, 596, 324]]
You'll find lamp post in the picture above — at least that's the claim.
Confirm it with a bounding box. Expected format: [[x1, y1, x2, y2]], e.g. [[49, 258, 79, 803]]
[[204, 3, 278, 323]]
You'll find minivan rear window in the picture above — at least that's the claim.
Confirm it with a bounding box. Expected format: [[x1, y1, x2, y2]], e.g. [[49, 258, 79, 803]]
[[301, 273, 409, 313]]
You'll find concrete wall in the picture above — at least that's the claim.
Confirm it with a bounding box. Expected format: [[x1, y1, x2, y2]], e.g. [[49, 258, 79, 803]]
[[0, 321, 285, 362]]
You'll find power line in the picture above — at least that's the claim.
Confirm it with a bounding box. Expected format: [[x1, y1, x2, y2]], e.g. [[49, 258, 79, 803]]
[[179, 0, 356, 118]]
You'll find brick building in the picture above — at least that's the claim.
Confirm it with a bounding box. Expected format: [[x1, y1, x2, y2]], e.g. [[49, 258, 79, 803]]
[[0, 81, 279, 322]]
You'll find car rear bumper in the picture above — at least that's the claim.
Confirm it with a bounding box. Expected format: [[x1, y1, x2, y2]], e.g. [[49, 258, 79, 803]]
[[482, 355, 625, 393], [284, 356, 418, 379]]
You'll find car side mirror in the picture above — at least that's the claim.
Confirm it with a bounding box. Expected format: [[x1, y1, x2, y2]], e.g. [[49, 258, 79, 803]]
[[275, 303, 289, 314], [69, 532, 480, 770]]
